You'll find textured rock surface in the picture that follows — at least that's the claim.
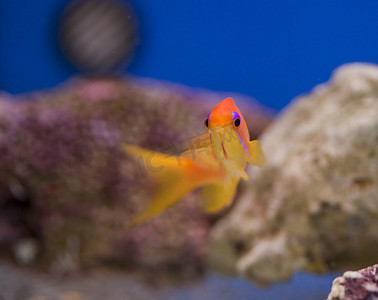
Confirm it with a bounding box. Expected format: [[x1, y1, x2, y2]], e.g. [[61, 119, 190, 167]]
[[0, 77, 271, 281], [327, 264, 378, 300], [208, 63, 378, 286]]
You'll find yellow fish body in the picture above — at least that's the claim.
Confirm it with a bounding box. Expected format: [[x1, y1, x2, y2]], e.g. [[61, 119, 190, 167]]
[[123, 97, 266, 226]]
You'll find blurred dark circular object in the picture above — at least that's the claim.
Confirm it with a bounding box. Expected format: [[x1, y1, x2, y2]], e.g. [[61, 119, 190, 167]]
[[59, 0, 138, 73]]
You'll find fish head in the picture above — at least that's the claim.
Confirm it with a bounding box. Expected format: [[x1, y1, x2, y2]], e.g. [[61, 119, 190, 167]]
[[204, 98, 250, 173]]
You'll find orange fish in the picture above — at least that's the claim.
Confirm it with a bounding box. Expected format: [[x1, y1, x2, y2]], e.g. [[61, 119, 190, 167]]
[[123, 97, 266, 226]]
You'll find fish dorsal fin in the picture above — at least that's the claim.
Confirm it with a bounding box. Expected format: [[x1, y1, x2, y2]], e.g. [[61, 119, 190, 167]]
[[180, 133, 220, 171], [248, 140, 266, 167], [178, 132, 211, 153]]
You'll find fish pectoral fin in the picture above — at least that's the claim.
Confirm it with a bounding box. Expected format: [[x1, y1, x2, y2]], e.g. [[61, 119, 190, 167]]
[[201, 176, 239, 214], [248, 140, 266, 167], [239, 169, 248, 181]]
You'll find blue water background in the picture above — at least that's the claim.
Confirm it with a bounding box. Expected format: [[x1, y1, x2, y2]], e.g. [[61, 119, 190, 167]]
[[1, 0, 378, 110]]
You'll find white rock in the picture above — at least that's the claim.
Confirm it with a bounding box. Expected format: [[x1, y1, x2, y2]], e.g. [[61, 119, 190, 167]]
[[208, 63, 378, 285]]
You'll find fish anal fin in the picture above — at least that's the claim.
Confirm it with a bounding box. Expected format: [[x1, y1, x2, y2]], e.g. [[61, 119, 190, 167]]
[[201, 176, 239, 214]]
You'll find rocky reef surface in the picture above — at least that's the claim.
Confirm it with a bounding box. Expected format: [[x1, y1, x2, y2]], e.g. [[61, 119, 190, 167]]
[[208, 63, 378, 286], [327, 264, 378, 300], [0, 77, 271, 281]]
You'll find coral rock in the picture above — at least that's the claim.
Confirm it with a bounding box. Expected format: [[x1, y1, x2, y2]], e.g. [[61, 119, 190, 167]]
[[208, 63, 378, 286], [327, 264, 378, 300]]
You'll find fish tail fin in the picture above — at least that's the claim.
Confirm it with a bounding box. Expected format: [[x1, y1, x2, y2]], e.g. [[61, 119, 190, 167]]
[[248, 140, 266, 167], [122, 144, 197, 226]]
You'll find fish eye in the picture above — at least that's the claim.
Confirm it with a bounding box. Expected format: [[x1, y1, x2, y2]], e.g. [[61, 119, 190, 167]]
[[232, 111, 241, 127], [234, 118, 241, 127], [204, 113, 210, 127]]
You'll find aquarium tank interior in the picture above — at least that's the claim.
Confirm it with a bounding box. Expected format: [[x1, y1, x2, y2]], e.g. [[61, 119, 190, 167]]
[[0, 1, 377, 299]]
